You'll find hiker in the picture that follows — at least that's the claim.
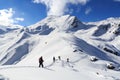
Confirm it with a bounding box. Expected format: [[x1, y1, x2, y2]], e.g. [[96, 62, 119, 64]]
[[67, 58, 69, 62], [58, 56, 61, 60], [53, 57, 56, 62], [39, 56, 44, 68]]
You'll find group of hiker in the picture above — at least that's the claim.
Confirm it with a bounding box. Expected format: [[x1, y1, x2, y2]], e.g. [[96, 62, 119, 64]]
[[38, 56, 116, 70], [38, 56, 69, 68]]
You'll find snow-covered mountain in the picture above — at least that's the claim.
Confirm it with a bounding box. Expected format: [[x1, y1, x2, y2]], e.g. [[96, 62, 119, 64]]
[[0, 15, 120, 80]]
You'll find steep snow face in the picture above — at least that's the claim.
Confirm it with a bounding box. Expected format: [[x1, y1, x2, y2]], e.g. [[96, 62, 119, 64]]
[[0, 25, 39, 65], [0, 15, 120, 66], [74, 17, 120, 64], [86, 17, 120, 41], [0, 15, 120, 65], [29, 15, 85, 32]]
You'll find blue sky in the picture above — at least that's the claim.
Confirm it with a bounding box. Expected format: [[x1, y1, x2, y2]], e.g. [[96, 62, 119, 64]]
[[0, 0, 120, 26]]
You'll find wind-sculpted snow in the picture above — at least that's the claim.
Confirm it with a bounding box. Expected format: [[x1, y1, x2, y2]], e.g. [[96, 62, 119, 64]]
[[93, 24, 111, 36], [0, 28, 39, 65], [1, 42, 29, 65]]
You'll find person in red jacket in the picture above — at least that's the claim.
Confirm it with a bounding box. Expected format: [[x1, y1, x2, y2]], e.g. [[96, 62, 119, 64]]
[[39, 56, 44, 68]]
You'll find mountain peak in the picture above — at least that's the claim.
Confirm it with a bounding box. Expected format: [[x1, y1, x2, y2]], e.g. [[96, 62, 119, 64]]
[[29, 15, 85, 32]]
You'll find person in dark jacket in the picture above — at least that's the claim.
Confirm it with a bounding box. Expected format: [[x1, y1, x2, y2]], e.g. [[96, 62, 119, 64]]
[[39, 56, 44, 68], [67, 58, 69, 62], [53, 57, 56, 62], [58, 56, 61, 60]]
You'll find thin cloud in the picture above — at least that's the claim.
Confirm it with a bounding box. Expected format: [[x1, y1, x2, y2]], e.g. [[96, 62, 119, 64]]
[[85, 7, 91, 15], [32, 0, 89, 16], [0, 8, 24, 26], [15, 18, 24, 22]]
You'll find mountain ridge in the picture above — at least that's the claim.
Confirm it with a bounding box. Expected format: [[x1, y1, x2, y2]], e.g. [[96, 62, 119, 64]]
[[0, 15, 120, 80], [0, 15, 120, 65]]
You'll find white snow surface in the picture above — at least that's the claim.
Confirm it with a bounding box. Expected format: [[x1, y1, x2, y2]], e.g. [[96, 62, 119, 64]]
[[0, 15, 120, 80]]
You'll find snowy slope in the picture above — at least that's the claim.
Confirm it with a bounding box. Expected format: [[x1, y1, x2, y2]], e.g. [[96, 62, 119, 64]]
[[0, 15, 120, 80]]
